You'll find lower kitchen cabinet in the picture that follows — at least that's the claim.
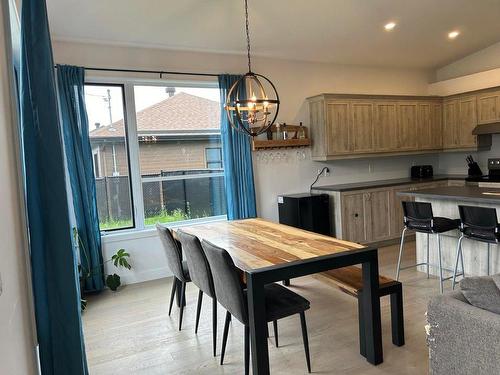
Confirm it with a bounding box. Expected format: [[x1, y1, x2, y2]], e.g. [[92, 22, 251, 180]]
[[341, 193, 366, 243], [328, 179, 452, 245]]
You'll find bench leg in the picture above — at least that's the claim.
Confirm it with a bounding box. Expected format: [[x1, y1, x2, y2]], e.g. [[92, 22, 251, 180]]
[[390, 284, 405, 347], [357, 294, 366, 358]]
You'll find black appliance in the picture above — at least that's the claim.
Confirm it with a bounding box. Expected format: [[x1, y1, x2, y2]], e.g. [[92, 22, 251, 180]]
[[278, 193, 330, 235], [411, 165, 433, 179], [466, 158, 500, 183]]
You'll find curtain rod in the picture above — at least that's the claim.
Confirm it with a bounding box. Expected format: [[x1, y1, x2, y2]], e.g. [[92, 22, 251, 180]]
[[54, 64, 219, 78]]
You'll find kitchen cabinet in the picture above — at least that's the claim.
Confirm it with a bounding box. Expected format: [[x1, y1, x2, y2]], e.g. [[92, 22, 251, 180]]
[[364, 190, 391, 242], [326, 101, 351, 155], [373, 101, 398, 151], [443, 98, 459, 149], [477, 90, 500, 124], [341, 188, 391, 244], [442, 95, 481, 150], [417, 102, 442, 150], [341, 192, 366, 243], [350, 101, 374, 153], [336, 180, 450, 245], [397, 102, 419, 150], [308, 92, 490, 161], [458, 96, 477, 148]]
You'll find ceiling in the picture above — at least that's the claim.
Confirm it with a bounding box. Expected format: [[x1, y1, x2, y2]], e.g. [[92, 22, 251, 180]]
[[46, 0, 500, 69]]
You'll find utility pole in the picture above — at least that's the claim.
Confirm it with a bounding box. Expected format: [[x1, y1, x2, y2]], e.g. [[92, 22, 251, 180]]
[[103, 89, 112, 124]]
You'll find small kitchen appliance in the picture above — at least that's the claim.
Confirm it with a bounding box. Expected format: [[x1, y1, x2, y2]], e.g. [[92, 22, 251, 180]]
[[411, 165, 433, 179]]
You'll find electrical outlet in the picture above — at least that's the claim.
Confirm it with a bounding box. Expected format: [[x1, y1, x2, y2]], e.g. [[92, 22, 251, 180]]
[[323, 167, 330, 177]]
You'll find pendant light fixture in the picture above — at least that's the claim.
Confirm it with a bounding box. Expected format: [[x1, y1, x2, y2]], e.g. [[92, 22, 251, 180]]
[[224, 0, 280, 137]]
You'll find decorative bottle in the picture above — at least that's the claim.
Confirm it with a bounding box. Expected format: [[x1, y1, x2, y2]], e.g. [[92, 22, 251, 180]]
[[298, 122, 306, 139]]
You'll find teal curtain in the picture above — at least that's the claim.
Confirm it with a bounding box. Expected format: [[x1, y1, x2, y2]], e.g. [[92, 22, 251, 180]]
[[57, 65, 104, 292], [19, 1, 88, 374], [218, 75, 257, 220]]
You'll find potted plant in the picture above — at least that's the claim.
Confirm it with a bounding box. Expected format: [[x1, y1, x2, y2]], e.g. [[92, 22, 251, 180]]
[[74, 228, 132, 310]]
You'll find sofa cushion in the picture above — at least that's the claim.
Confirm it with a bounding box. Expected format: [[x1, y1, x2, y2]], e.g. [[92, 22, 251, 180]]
[[460, 276, 500, 314]]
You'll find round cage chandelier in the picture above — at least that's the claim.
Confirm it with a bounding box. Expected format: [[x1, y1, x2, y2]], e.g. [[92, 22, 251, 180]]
[[224, 0, 280, 137]]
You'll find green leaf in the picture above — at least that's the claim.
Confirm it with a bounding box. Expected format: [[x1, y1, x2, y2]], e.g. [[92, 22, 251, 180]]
[[106, 274, 121, 291]]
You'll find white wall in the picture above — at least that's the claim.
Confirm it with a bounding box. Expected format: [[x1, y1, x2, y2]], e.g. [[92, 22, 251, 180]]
[[435, 41, 500, 82], [51, 40, 438, 283], [0, 3, 38, 374]]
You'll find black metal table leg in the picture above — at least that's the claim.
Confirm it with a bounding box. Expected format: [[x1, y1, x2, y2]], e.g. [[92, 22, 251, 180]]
[[361, 252, 383, 365], [357, 293, 366, 357], [390, 284, 405, 347], [247, 272, 270, 375]]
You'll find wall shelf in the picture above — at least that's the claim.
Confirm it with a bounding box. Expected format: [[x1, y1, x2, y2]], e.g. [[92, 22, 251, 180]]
[[252, 138, 311, 150], [252, 123, 311, 150]]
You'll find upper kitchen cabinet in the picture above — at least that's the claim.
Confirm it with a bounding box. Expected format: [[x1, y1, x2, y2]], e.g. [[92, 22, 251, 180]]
[[373, 101, 398, 151], [477, 89, 500, 124], [442, 94, 489, 151], [308, 94, 445, 160], [350, 101, 374, 153], [442, 98, 460, 149], [459, 96, 478, 148], [417, 102, 443, 150], [308, 91, 492, 160], [397, 102, 419, 150]]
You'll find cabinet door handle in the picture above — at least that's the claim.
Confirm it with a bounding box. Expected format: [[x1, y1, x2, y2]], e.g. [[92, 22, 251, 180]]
[[354, 213, 359, 218]]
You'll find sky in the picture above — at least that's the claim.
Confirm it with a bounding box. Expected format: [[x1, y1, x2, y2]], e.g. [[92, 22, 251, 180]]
[[85, 85, 220, 133]]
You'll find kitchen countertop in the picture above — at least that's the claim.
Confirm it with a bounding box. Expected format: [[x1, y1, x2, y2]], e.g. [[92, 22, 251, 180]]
[[313, 174, 467, 192], [397, 185, 500, 204]]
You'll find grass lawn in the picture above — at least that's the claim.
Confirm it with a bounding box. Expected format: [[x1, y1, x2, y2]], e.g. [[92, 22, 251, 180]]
[[99, 209, 189, 231]]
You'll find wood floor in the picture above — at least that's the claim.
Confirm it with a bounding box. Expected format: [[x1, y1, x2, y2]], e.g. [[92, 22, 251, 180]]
[[83, 241, 445, 374]]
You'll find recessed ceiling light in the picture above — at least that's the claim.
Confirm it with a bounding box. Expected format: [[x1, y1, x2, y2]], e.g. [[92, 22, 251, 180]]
[[384, 22, 397, 31], [448, 30, 460, 39]]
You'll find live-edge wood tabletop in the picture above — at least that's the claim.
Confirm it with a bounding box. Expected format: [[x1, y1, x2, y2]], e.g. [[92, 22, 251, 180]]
[[175, 218, 366, 273]]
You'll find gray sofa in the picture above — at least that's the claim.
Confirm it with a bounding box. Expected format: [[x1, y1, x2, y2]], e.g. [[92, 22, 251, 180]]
[[427, 283, 500, 374]]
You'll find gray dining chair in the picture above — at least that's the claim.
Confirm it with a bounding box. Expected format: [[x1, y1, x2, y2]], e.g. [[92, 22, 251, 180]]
[[177, 230, 218, 357], [201, 239, 312, 374], [156, 224, 191, 331]]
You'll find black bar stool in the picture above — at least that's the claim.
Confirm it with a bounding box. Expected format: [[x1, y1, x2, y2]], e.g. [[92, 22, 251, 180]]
[[452, 205, 499, 289], [396, 201, 460, 293]]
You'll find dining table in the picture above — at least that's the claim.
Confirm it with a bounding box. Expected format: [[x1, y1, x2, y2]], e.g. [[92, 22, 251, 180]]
[[176, 218, 383, 374]]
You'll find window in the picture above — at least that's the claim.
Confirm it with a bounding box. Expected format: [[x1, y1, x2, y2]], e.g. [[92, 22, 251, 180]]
[[85, 84, 134, 231], [134, 85, 226, 227], [205, 147, 223, 169], [84, 81, 226, 231]]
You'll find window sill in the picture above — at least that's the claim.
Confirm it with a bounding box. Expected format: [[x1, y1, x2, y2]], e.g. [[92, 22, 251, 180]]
[[100, 215, 227, 243]]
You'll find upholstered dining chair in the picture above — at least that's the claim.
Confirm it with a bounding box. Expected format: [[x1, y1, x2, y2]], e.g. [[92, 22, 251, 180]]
[[201, 239, 312, 374], [177, 230, 218, 357], [156, 224, 191, 331]]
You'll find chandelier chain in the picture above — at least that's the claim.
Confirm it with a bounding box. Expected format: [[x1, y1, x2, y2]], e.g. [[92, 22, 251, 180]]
[[244, 0, 252, 72]]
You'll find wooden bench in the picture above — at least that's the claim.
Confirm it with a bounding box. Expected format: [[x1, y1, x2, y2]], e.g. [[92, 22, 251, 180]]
[[313, 266, 405, 356]]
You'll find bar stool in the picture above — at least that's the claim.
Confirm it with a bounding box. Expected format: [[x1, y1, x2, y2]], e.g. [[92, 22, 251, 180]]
[[452, 205, 499, 289], [396, 201, 460, 293]]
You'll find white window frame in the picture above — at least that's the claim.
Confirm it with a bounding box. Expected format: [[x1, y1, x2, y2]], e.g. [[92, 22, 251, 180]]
[[85, 75, 225, 234]]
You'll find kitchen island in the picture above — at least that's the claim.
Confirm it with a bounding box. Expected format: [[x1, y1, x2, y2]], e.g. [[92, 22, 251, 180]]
[[398, 186, 500, 279]]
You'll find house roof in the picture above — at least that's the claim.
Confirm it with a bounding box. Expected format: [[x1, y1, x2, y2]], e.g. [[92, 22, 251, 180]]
[[89, 92, 220, 139]]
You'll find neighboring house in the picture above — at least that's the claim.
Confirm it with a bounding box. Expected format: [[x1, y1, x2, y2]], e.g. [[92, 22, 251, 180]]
[[89, 92, 222, 177], [89, 92, 225, 224]]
